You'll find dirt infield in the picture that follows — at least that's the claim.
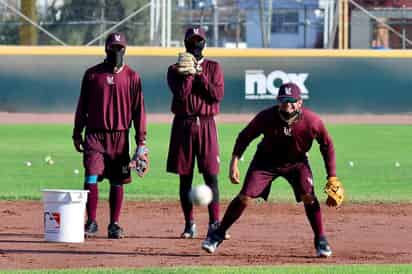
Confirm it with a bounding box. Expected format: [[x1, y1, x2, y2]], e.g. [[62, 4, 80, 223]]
[[1, 112, 411, 270], [0, 201, 411, 270], [1, 112, 412, 124]]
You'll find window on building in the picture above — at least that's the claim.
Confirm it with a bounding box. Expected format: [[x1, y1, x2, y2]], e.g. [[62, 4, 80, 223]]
[[271, 10, 299, 34]]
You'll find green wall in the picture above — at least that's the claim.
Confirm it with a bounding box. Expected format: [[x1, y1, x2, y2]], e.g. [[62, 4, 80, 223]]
[[1, 54, 411, 113]]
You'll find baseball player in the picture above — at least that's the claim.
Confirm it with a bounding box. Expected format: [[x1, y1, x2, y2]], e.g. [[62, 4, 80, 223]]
[[73, 32, 148, 239], [202, 83, 344, 257], [166, 27, 226, 239]]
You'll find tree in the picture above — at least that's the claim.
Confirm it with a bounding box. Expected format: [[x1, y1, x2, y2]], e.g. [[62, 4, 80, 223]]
[[41, 0, 150, 45]]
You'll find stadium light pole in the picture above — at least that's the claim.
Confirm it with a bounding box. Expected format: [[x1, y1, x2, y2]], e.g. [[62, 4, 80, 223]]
[[211, 0, 219, 47], [99, 0, 106, 46], [199, 1, 205, 28]]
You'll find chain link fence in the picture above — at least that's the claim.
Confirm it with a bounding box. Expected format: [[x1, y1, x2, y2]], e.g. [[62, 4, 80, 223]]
[[349, 0, 412, 49], [1, 0, 411, 48]]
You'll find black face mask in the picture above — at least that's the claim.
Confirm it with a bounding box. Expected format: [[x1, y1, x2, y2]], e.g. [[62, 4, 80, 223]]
[[106, 47, 125, 69], [185, 39, 205, 60]]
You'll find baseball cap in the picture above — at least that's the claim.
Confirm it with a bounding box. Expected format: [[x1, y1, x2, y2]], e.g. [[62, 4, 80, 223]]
[[105, 32, 127, 48], [185, 27, 206, 41], [277, 83, 301, 103]]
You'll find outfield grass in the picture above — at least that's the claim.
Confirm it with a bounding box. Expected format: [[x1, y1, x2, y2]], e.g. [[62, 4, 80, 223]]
[[0, 124, 411, 202], [2, 264, 412, 274]]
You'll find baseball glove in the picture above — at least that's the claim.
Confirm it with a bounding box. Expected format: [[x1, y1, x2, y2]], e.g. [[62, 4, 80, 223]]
[[176, 52, 197, 75], [131, 146, 149, 177], [324, 177, 344, 207], [135, 157, 149, 177]]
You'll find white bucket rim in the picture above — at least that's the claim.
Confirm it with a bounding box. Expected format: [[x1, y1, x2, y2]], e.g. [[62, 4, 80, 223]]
[[41, 189, 89, 193]]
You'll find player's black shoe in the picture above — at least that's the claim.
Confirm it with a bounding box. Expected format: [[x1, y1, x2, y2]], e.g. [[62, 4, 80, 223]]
[[315, 235, 332, 257], [108, 222, 124, 239], [207, 221, 230, 240], [181, 222, 197, 239], [202, 230, 224, 254], [84, 220, 98, 238]]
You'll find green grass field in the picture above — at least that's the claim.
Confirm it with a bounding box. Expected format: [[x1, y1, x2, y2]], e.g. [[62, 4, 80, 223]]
[[2, 264, 412, 274], [1, 124, 411, 202], [1, 123, 411, 273]]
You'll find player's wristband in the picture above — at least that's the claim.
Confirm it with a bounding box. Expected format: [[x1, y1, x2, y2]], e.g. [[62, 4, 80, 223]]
[[137, 146, 148, 156]]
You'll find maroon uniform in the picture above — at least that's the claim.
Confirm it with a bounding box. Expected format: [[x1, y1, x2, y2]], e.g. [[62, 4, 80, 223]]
[[233, 106, 335, 201], [73, 32, 147, 239], [73, 62, 146, 183], [169, 26, 225, 240], [201, 83, 336, 257], [166, 58, 224, 175]]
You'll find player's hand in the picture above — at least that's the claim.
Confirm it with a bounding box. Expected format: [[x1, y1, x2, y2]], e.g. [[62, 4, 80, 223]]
[[229, 156, 241, 184], [72, 136, 84, 153]]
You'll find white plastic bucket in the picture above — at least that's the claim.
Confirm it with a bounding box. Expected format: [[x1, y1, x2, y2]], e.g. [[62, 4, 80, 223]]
[[41, 189, 89, 243]]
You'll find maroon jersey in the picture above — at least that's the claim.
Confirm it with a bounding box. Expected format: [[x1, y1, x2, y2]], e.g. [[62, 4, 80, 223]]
[[167, 58, 224, 116], [233, 106, 336, 177], [73, 62, 146, 145]]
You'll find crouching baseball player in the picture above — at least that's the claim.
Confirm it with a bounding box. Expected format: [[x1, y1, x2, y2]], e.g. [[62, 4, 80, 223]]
[[73, 32, 148, 239], [202, 83, 344, 257]]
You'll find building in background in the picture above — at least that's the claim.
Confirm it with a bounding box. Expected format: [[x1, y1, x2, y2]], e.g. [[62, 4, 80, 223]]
[[240, 0, 324, 48], [184, 0, 325, 48], [352, 0, 412, 49]]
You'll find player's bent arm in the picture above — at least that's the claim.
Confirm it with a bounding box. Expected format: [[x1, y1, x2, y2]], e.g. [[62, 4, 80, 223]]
[[196, 63, 224, 102], [167, 66, 194, 99], [232, 111, 265, 157], [315, 119, 336, 178], [229, 155, 241, 184]]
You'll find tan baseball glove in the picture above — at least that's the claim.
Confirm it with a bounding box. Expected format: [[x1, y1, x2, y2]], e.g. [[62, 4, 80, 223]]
[[324, 176, 344, 207], [176, 52, 197, 75]]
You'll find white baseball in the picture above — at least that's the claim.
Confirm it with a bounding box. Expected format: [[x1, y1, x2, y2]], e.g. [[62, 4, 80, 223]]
[[73, 169, 79, 174], [348, 161, 354, 167], [189, 185, 213, 206], [26, 161, 32, 167], [44, 155, 52, 163], [395, 161, 400, 167]]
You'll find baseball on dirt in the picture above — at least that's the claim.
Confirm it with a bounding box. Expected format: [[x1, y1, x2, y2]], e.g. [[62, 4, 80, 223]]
[[189, 184, 213, 206]]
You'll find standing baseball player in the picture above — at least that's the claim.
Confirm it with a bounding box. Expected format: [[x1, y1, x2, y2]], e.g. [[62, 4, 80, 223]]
[[202, 83, 344, 257], [166, 27, 225, 239], [73, 32, 148, 239]]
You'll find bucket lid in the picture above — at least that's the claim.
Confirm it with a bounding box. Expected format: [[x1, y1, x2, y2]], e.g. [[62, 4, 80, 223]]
[[41, 189, 89, 193]]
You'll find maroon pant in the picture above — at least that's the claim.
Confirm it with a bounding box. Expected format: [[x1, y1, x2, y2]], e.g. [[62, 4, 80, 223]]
[[83, 131, 132, 184], [167, 116, 220, 175], [241, 160, 314, 202]]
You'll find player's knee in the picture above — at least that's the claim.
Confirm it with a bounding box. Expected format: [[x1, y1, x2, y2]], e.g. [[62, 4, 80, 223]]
[[301, 193, 315, 205], [237, 194, 252, 206]]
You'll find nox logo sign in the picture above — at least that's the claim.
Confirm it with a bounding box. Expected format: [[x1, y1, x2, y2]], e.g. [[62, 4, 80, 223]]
[[245, 70, 309, 100]]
